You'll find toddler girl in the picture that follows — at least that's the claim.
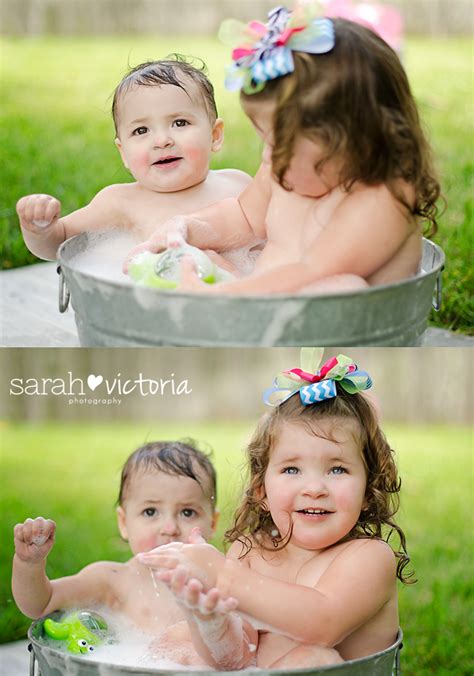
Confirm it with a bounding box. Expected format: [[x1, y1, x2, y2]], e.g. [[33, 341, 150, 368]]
[[139, 349, 413, 669], [129, 5, 440, 294]]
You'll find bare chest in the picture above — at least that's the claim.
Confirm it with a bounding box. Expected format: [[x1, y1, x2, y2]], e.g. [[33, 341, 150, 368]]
[[122, 174, 240, 239], [247, 546, 340, 587], [110, 569, 184, 633]]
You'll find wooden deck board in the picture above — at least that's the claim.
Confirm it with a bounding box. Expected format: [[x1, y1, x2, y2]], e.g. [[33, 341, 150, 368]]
[[0, 640, 30, 675], [1, 263, 79, 347]]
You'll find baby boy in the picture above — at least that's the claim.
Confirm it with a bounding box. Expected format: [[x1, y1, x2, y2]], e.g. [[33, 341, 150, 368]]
[[12, 440, 222, 666], [16, 57, 250, 261]]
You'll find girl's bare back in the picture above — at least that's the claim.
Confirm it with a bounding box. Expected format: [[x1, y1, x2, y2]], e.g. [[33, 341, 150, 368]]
[[253, 172, 421, 287]]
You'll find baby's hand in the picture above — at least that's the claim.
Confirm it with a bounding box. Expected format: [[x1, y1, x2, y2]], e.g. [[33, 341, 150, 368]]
[[16, 194, 61, 233], [123, 215, 215, 273], [14, 517, 56, 563], [123, 216, 190, 273]]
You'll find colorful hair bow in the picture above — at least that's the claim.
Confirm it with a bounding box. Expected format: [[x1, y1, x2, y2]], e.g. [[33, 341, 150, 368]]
[[219, 5, 335, 94], [263, 348, 372, 407]]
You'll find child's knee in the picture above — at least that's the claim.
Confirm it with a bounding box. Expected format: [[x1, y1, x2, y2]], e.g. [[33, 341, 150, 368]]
[[149, 621, 204, 666], [271, 643, 343, 668], [301, 274, 369, 295]]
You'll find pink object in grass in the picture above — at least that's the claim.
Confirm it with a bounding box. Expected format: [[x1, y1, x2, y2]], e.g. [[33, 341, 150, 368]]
[[321, 0, 404, 53]]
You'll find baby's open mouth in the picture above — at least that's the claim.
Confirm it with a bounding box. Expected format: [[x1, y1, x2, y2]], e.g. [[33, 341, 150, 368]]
[[152, 156, 182, 166]]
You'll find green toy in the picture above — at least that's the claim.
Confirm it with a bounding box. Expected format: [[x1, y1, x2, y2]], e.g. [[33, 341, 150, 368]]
[[43, 610, 108, 655], [128, 243, 234, 289]]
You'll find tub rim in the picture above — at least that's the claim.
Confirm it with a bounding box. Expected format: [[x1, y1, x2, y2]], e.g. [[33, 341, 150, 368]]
[[27, 615, 403, 675], [57, 233, 444, 303]]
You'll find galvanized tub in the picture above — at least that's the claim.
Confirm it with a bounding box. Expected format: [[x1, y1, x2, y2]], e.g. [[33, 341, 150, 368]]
[[58, 233, 444, 347], [28, 616, 403, 675]]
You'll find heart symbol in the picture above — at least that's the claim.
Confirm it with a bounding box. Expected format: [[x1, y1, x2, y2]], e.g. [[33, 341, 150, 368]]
[[87, 374, 103, 391]]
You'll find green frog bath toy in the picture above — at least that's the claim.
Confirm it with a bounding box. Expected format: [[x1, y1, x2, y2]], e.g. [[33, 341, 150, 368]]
[[128, 243, 234, 289], [43, 610, 108, 654]]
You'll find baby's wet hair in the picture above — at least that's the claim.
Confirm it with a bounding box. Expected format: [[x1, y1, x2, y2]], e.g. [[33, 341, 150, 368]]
[[118, 439, 217, 508], [241, 18, 440, 236], [112, 54, 218, 133], [226, 387, 414, 583]]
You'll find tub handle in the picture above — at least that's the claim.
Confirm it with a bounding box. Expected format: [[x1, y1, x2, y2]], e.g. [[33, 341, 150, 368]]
[[28, 643, 37, 675], [432, 265, 444, 312], [394, 641, 403, 674], [57, 265, 70, 313]]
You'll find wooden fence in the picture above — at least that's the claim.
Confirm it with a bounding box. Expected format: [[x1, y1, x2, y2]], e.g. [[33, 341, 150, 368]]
[[1, 348, 472, 423], [0, 0, 472, 36]]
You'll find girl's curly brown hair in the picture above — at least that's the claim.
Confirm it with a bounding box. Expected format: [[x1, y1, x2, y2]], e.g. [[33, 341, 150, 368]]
[[241, 18, 441, 237], [225, 386, 415, 584]]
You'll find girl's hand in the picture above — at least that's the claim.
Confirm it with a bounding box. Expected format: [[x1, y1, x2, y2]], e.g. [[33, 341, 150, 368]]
[[16, 194, 61, 233], [14, 517, 56, 563], [176, 256, 217, 293], [167, 566, 238, 618], [138, 541, 225, 589]]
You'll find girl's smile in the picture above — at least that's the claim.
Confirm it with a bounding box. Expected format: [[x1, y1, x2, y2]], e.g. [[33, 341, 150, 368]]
[[264, 418, 367, 551]]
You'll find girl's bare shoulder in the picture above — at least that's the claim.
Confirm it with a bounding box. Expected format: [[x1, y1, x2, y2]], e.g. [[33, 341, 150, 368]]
[[331, 538, 396, 572], [226, 537, 264, 567], [348, 179, 416, 212]]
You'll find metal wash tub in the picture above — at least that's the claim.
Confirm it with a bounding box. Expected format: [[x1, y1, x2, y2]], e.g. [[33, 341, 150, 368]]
[[58, 233, 444, 347], [28, 617, 403, 676]]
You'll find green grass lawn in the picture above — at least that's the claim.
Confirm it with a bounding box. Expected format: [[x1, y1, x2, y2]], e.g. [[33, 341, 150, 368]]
[[1, 421, 472, 674], [0, 36, 472, 333]]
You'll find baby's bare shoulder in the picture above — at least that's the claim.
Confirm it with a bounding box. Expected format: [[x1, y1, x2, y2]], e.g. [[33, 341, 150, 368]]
[[78, 559, 126, 580], [91, 182, 139, 202], [211, 168, 252, 192]]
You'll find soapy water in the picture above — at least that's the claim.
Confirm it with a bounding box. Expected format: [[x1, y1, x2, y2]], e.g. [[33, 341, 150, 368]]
[[68, 229, 264, 285], [35, 603, 281, 672], [32, 534, 49, 546], [69, 230, 137, 285], [38, 607, 207, 671], [33, 219, 52, 229]]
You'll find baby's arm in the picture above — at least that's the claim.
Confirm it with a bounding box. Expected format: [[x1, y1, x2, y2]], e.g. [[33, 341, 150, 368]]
[[157, 565, 258, 670], [16, 185, 126, 261], [12, 517, 113, 618], [125, 164, 271, 264], [12, 517, 57, 617]]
